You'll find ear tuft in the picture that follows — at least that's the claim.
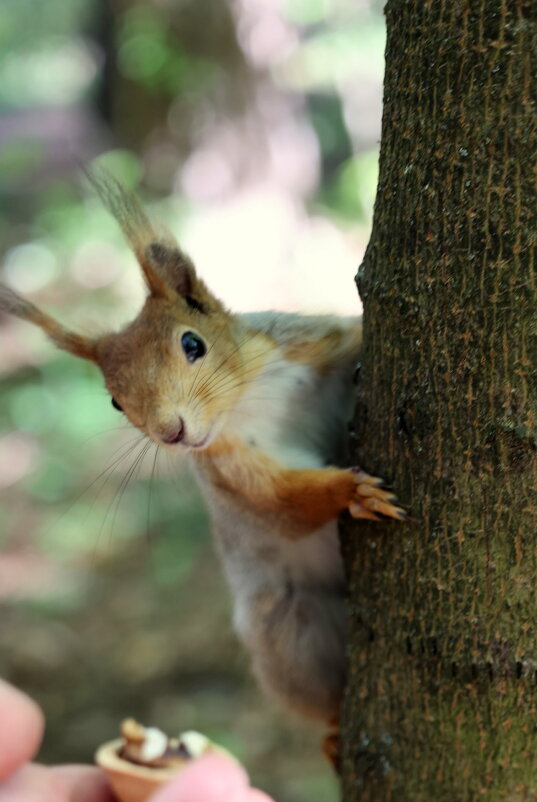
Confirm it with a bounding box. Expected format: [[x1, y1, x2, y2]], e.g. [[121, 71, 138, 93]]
[[0, 282, 98, 362], [86, 170, 169, 296], [87, 170, 227, 314], [0, 282, 40, 322], [145, 241, 194, 299]]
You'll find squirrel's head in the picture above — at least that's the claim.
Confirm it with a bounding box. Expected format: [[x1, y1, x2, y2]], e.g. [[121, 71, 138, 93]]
[[0, 175, 253, 452]]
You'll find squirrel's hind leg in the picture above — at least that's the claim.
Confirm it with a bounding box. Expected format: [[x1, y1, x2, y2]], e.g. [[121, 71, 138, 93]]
[[323, 727, 341, 773], [246, 585, 346, 724]]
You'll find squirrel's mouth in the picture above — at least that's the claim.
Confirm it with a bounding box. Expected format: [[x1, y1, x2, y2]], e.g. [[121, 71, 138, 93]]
[[154, 418, 212, 451], [187, 433, 210, 450], [160, 433, 209, 450]]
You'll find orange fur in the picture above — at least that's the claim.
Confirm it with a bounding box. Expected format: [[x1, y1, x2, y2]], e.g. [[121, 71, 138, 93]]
[[198, 436, 379, 535]]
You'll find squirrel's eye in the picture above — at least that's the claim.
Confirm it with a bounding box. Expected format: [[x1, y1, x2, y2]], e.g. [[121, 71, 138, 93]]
[[181, 331, 206, 363], [111, 398, 123, 412]]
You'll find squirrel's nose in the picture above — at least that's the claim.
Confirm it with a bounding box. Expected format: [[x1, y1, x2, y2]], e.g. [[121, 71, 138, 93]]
[[162, 418, 185, 444]]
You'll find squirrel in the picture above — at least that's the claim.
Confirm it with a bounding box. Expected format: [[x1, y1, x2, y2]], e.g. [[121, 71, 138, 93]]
[[0, 176, 404, 753]]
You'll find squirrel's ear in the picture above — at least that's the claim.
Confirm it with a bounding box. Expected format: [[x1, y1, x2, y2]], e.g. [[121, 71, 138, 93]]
[[143, 240, 224, 314], [0, 283, 98, 361], [87, 171, 223, 312]]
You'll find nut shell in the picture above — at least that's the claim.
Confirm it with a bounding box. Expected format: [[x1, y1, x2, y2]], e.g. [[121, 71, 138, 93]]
[[96, 738, 189, 802]]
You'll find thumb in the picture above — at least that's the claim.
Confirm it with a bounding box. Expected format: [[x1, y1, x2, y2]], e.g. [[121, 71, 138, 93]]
[[148, 753, 251, 802]]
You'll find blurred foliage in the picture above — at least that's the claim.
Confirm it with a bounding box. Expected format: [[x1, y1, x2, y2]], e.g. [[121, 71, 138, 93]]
[[117, 6, 218, 95], [0, 1, 386, 800]]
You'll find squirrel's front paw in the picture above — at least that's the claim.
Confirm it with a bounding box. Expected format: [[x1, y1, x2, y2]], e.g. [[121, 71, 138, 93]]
[[348, 468, 406, 521]]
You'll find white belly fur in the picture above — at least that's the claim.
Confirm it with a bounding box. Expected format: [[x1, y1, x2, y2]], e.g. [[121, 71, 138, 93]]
[[197, 353, 351, 638], [206, 493, 344, 641], [226, 352, 352, 468]]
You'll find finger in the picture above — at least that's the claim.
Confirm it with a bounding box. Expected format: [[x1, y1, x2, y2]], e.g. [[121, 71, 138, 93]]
[[0, 679, 44, 781], [0, 764, 67, 802], [51, 765, 116, 802], [149, 753, 250, 802]]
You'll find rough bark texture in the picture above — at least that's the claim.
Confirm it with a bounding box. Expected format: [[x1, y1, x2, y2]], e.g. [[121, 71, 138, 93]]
[[341, 2, 537, 800]]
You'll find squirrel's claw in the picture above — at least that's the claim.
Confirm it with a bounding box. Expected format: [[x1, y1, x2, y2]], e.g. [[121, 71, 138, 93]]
[[349, 468, 406, 521], [349, 502, 381, 520]]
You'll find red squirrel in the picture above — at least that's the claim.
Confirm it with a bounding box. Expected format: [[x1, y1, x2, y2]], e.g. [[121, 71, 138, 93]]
[[0, 176, 404, 742]]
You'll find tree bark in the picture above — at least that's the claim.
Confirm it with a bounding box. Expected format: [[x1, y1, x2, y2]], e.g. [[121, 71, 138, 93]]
[[340, 2, 537, 800]]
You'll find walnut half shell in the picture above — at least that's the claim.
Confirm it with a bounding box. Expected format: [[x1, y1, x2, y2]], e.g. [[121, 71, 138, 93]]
[[95, 719, 230, 802]]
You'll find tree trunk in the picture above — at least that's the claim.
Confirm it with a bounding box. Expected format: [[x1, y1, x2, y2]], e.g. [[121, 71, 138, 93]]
[[340, 2, 537, 800]]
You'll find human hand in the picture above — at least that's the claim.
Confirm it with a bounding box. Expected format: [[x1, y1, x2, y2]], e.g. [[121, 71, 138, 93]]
[[0, 678, 275, 801], [0, 678, 114, 802], [148, 751, 274, 801]]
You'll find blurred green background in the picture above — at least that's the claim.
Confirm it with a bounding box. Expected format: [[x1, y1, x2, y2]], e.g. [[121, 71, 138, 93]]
[[0, 1, 385, 800]]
